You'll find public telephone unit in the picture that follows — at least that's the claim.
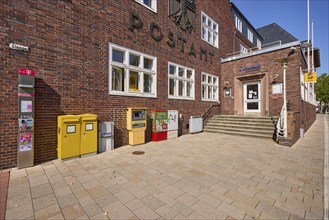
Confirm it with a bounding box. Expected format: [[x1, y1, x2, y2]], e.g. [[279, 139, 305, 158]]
[[127, 107, 147, 145], [17, 69, 35, 169]]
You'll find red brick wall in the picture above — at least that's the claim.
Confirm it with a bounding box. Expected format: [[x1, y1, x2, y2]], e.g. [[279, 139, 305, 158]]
[[0, 0, 234, 169], [221, 47, 317, 146]]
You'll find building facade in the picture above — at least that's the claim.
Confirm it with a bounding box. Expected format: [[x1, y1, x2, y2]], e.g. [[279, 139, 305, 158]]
[[1, 0, 234, 169], [0, 0, 318, 169]]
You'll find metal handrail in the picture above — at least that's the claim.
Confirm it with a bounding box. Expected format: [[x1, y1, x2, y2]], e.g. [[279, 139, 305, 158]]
[[276, 105, 286, 141], [202, 103, 220, 122]]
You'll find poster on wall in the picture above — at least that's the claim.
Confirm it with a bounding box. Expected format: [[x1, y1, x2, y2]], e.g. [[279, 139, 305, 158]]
[[19, 132, 33, 152], [21, 100, 33, 113]]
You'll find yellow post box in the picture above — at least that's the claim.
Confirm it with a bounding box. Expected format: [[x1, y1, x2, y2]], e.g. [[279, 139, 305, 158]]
[[127, 108, 147, 145], [58, 115, 81, 160], [79, 114, 98, 156]]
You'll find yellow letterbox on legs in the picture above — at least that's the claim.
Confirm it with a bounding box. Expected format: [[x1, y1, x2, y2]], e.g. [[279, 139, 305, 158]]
[[127, 108, 147, 145], [79, 114, 98, 156], [58, 115, 81, 160]]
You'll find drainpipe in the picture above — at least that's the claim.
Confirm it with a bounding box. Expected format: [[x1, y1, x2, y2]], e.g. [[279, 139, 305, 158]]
[[233, 29, 237, 56], [283, 63, 288, 138], [307, 0, 311, 74]]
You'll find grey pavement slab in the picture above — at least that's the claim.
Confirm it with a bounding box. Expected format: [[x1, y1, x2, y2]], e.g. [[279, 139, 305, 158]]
[[5, 114, 326, 219]]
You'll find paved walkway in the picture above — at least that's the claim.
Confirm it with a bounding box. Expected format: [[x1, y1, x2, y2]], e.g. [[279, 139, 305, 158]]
[[5, 115, 326, 219]]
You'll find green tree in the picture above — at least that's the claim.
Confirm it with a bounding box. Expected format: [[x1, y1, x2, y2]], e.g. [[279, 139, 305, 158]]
[[316, 73, 329, 112]]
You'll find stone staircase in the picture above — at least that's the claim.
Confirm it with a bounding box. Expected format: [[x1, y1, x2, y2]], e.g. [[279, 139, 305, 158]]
[[204, 115, 277, 139]]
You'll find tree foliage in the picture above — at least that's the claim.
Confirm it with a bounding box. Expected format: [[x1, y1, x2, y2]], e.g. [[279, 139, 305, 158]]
[[316, 73, 329, 104]]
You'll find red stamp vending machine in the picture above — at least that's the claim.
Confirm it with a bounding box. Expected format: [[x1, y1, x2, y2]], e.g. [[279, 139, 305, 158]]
[[150, 110, 168, 142]]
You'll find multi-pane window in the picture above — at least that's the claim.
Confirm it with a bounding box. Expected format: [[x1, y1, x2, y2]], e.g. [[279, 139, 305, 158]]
[[135, 0, 157, 12], [240, 44, 248, 54], [168, 62, 195, 100], [234, 15, 242, 33], [202, 73, 218, 101], [201, 12, 218, 48], [247, 29, 253, 43], [109, 43, 156, 97]]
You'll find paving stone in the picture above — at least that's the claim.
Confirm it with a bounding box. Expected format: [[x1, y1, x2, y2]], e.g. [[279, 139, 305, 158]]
[[62, 203, 86, 219], [53, 185, 72, 198], [88, 186, 109, 199], [7, 183, 31, 198], [102, 200, 135, 219], [57, 193, 78, 209], [155, 204, 179, 219], [5, 203, 34, 220], [191, 200, 217, 219], [256, 202, 290, 219], [209, 191, 234, 205], [161, 185, 184, 199], [32, 193, 57, 211], [114, 190, 135, 203], [172, 202, 194, 217], [177, 193, 198, 207], [34, 204, 61, 220], [125, 199, 144, 211], [29, 175, 49, 187], [78, 195, 95, 207], [217, 202, 246, 219], [82, 203, 103, 218], [225, 190, 259, 208], [31, 183, 53, 199], [231, 200, 261, 219], [181, 185, 202, 197], [95, 193, 118, 208], [187, 211, 206, 219], [141, 194, 165, 210], [6, 192, 32, 210], [134, 205, 160, 220], [156, 192, 178, 207], [198, 193, 221, 208]]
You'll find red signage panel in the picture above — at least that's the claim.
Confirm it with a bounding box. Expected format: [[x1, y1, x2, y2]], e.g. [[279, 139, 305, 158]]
[[18, 69, 35, 76]]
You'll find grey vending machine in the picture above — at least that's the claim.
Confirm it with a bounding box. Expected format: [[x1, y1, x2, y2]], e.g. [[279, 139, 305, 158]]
[[17, 68, 35, 168]]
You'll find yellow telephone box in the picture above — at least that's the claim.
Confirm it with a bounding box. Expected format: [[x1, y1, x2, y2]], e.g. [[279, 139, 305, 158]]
[[58, 115, 81, 159], [80, 114, 98, 156], [127, 108, 147, 145]]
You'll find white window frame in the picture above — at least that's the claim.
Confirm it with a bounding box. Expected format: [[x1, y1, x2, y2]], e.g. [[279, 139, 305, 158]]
[[168, 62, 195, 100], [240, 44, 248, 54], [234, 15, 242, 33], [257, 39, 262, 50], [109, 43, 157, 98], [201, 72, 219, 102], [135, 0, 157, 13], [247, 28, 253, 43], [201, 11, 219, 48]]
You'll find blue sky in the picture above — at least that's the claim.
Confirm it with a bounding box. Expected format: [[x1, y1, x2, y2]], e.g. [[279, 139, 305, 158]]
[[231, 0, 329, 75]]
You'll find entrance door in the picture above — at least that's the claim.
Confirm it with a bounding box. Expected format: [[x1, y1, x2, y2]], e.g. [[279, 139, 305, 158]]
[[244, 82, 261, 113]]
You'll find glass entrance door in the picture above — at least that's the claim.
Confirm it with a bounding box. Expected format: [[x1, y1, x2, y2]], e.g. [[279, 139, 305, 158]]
[[244, 82, 261, 113]]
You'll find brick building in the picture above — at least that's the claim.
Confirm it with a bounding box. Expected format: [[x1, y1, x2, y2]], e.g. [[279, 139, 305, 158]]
[[0, 0, 318, 169]]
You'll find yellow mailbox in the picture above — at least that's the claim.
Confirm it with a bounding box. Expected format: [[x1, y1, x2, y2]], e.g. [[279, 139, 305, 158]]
[[127, 107, 147, 145], [79, 114, 98, 156], [58, 115, 81, 159]]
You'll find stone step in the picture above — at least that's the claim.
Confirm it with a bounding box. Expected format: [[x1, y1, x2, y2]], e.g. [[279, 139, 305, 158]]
[[203, 128, 274, 139], [210, 117, 276, 123], [204, 126, 274, 135], [213, 115, 278, 119], [205, 123, 275, 131], [208, 120, 275, 126]]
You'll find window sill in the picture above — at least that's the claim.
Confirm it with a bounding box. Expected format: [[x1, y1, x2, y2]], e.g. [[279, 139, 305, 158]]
[[169, 96, 195, 101], [201, 39, 219, 49], [110, 91, 157, 98]]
